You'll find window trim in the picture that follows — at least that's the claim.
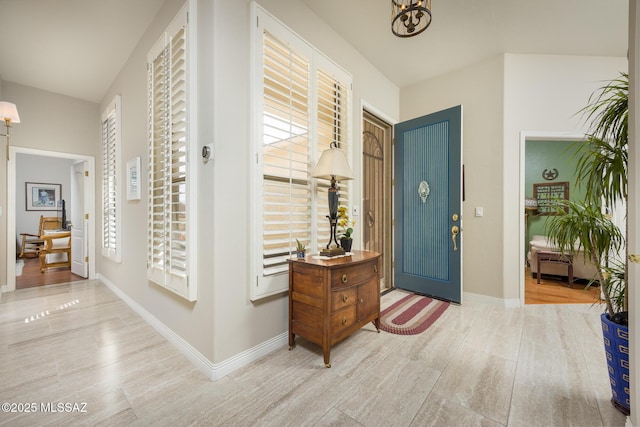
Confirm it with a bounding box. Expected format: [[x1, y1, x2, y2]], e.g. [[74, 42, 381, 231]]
[[146, 0, 198, 302], [101, 95, 122, 263], [250, 3, 353, 301]]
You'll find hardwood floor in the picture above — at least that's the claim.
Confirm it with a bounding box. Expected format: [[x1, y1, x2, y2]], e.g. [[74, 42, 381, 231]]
[[524, 266, 602, 305], [0, 281, 625, 426], [15, 257, 84, 290]]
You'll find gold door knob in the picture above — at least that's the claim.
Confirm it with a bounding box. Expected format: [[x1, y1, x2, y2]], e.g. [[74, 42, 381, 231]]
[[342, 274, 348, 283], [342, 294, 348, 302], [451, 225, 459, 251], [359, 298, 364, 304]]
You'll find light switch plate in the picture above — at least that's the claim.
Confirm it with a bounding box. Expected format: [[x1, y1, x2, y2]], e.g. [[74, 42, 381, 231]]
[[475, 207, 483, 217]]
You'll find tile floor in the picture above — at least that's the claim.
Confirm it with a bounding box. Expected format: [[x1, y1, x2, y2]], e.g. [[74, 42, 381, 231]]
[[0, 280, 627, 426]]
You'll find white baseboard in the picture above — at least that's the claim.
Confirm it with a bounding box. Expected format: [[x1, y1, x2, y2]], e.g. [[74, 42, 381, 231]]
[[464, 291, 521, 308], [97, 273, 287, 381], [209, 331, 288, 380]]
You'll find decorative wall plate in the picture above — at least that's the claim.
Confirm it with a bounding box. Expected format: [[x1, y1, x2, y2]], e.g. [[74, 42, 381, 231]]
[[542, 168, 559, 180], [418, 181, 430, 203]]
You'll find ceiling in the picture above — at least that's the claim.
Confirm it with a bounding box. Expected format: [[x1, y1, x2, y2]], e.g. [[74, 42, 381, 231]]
[[0, 0, 165, 103], [303, 0, 629, 89], [0, 0, 629, 103]]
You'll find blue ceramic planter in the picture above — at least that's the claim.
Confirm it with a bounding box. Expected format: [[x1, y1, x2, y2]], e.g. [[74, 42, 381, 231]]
[[600, 313, 630, 415]]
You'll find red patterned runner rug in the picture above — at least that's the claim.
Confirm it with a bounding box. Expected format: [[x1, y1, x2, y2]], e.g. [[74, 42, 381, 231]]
[[379, 293, 449, 335]]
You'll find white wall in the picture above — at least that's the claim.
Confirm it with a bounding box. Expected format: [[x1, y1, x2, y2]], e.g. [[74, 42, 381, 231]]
[[98, 0, 217, 361], [400, 55, 505, 299], [15, 153, 74, 249], [503, 54, 627, 300], [2, 82, 99, 156]]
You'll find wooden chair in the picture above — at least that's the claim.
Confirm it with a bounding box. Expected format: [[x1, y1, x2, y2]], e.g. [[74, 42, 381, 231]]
[[19, 216, 62, 258], [39, 231, 71, 272]]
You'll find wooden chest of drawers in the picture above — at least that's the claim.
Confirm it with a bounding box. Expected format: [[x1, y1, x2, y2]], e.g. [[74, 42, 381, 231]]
[[288, 250, 381, 367]]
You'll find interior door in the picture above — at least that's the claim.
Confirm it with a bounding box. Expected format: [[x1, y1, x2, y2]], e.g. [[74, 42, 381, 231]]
[[71, 161, 88, 277], [393, 105, 462, 303]]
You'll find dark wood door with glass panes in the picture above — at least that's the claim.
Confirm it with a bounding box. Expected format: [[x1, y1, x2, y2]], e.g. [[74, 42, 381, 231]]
[[362, 111, 393, 291]]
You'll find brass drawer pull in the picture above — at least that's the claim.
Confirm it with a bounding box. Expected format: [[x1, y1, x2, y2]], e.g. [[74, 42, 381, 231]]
[[374, 265, 378, 273], [342, 317, 347, 325], [342, 294, 348, 303], [342, 274, 348, 283], [359, 298, 364, 304]]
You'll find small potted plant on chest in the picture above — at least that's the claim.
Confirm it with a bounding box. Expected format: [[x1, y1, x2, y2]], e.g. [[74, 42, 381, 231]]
[[295, 239, 306, 259], [337, 206, 355, 253]]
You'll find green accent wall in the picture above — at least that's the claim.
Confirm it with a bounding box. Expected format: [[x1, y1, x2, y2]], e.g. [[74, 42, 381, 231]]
[[524, 140, 587, 254]]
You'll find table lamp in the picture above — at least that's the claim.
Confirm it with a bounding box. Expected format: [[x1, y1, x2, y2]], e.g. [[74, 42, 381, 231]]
[[311, 141, 353, 256]]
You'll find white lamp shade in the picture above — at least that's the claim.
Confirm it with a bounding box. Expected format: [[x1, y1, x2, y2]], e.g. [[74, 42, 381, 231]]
[[311, 145, 353, 181], [0, 102, 20, 123]]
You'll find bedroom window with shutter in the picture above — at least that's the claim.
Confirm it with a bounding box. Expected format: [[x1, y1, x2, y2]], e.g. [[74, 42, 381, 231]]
[[147, 1, 197, 301], [101, 95, 121, 262], [251, 5, 352, 300]]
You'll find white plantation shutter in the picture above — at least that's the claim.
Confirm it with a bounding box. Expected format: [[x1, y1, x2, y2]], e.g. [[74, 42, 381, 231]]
[[101, 95, 121, 261], [262, 31, 311, 277], [316, 68, 351, 250], [147, 2, 196, 301], [251, 6, 352, 300]]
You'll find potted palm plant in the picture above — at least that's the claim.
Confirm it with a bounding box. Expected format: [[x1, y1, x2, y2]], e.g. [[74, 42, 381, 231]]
[[544, 72, 630, 414]]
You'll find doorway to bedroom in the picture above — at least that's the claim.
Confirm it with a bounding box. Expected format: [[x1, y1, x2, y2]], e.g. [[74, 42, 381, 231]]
[[7, 146, 95, 293], [523, 138, 601, 304], [14, 153, 88, 289]]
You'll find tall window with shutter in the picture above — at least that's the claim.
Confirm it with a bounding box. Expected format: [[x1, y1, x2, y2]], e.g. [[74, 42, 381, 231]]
[[101, 95, 121, 262], [316, 69, 351, 243], [261, 30, 311, 279], [147, 2, 197, 301], [251, 6, 352, 300]]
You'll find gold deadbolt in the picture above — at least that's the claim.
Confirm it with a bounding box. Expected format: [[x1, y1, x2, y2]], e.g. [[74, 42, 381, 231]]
[[452, 213, 459, 221]]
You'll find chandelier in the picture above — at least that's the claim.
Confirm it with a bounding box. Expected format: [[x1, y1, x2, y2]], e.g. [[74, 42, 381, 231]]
[[391, 0, 432, 38]]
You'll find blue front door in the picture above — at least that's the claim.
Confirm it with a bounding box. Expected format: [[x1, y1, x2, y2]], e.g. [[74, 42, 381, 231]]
[[393, 106, 462, 303]]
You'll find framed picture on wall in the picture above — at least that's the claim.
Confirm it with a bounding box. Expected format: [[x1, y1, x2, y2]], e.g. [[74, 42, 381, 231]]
[[533, 181, 569, 215], [26, 182, 61, 211], [126, 156, 141, 201]]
